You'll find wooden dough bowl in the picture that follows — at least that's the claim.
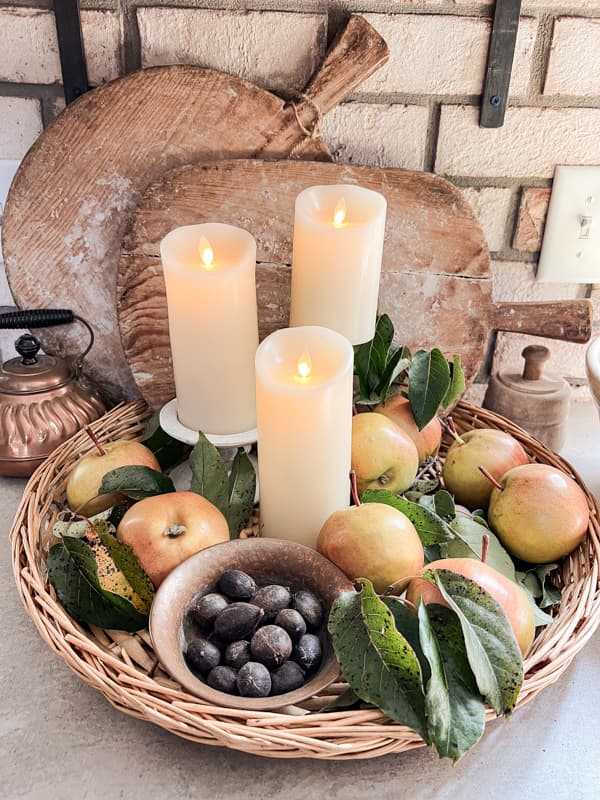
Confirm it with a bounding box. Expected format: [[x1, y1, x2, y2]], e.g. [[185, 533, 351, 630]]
[[118, 159, 592, 411]]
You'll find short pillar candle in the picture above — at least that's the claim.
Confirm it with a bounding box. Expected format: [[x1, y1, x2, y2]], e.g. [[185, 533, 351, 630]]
[[161, 223, 259, 435], [255, 326, 354, 547], [290, 184, 387, 345]]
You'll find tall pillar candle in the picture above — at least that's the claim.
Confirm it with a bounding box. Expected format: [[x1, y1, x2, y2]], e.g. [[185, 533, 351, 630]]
[[161, 223, 258, 435], [290, 184, 387, 345], [255, 326, 354, 547]]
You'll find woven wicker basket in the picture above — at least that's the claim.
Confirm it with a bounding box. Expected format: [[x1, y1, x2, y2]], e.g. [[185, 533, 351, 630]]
[[10, 399, 600, 760]]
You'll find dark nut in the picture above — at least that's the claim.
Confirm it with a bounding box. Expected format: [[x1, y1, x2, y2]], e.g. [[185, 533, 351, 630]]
[[188, 592, 229, 628], [213, 602, 263, 642], [224, 640, 252, 670], [274, 608, 307, 642], [293, 634, 322, 673], [252, 585, 292, 622], [292, 589, 323, 629], [250, 625, 293, 669], [218, 569, 257, 601], [270, 661, 305, 695], [236, 662, 272, 698], [206, 666, 238, 694], [185, 637, 221, 676]]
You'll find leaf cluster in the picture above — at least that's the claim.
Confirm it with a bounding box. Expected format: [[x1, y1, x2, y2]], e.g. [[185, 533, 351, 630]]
[[353, 315, 465, 429], [328, 573, 523, 762], [361, 488, 557, 625]]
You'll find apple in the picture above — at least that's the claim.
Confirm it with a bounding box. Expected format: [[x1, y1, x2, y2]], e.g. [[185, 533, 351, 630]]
[[406, 557, 535, 655], [117, 491, 230, 587], [316, 501, 424, 593], [442, 428, 528, 510], [487, 463, 589, 563], [376, 395, 442, 464], [352, 412, 419, 496], [66, 434, 161, 516]]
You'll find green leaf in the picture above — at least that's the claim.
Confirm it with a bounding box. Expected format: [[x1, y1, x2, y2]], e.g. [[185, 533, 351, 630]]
[[419, 603, 485, 763], [374, 349, 411, 404], [442, 355, 466, 409], [428, 569, 523, 716], [404, 476, 441, 503], [99, 530, 154, 614], [47, 535, 148, 632], [189, 432, 229, 518], [516, 567, 558, 626], [361, 489, 455, 547], [419, 490, 455, 522], [329, 580, 428, 740], [383, 596, 431, 684], [52, 509, 111, 540], [354, 314, 395, 399], [445, 516, 516, 582], [227, 448, 256, 539], [408, 349, 451, 430], [99, 465, 175, 500], [107, 501, 131, 528], [142, 415, 189, 471]]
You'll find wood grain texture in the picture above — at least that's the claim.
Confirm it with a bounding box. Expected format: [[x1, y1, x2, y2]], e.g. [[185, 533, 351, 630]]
[[118, 159, 492, 409], [3, 15, 388, 403]]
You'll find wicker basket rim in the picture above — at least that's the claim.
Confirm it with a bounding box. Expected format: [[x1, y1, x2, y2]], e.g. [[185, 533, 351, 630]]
[[9, 399, 600, 760]]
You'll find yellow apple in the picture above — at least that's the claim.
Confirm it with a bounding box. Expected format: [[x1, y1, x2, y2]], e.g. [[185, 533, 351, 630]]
[[117, 491, 230, 586], [352, 412, 419, 496], [317, 501, 424, 593], [488, 463, 589, 563], [442, 428, 528, 510], [66, 439, 161, 516], [376, 395, 442, 464]]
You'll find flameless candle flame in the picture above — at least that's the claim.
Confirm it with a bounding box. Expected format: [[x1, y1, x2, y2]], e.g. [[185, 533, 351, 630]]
[[294, 351, 312, 382], [333, 197, 347, 227], [199, 237, 214, 269]]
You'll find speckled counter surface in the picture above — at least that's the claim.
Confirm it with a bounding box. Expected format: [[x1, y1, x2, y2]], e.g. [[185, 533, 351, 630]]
[[2, 405, 600, 800]]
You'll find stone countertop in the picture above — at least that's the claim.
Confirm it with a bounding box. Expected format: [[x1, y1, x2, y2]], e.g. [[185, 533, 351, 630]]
[[2, 405, 600, 800]]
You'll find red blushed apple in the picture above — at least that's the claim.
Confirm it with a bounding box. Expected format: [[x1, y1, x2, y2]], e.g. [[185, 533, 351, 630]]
[[352, 412, 419, 496], [488, 463, 589, 564], [316, 502, 424, 593], [117, 491, 230, 587], [442, 428, 528, 510], [406, 557, 535, 656], [376, 395, 442, 464], [66, 438, 161, 516]]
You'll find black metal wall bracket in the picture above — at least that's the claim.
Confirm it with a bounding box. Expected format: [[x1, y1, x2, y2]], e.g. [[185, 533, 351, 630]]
[[54, 0, 89, 104], [480, 0, 522, 128]]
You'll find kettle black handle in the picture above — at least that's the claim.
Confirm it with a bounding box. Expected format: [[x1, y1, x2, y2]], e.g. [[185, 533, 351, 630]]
[[0, 309, 95, 376], [0, 309, 75, 329]]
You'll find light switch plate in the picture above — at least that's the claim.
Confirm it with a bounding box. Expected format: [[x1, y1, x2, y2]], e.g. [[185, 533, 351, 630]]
[[537, 165, 600, 283]]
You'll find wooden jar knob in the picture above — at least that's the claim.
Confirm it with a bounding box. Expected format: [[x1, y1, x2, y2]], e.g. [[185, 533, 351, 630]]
[[522, 345, 550, 381]]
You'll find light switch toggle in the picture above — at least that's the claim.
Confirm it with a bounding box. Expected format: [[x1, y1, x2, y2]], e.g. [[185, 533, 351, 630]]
[[579, 215, 593, 239]]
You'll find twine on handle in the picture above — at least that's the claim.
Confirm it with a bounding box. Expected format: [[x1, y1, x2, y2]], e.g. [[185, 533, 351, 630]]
[[282, 90, 324, 156]]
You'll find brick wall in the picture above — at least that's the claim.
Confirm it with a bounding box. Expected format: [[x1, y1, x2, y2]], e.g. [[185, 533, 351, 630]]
[[0, 1, 599, 397]]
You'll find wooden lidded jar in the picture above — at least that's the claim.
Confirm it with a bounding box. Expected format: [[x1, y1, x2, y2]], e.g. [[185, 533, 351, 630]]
[[483, 345, 570, 451]]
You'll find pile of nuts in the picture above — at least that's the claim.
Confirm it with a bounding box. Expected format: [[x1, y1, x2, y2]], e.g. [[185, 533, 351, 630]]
[[184, 569, 323, 697]]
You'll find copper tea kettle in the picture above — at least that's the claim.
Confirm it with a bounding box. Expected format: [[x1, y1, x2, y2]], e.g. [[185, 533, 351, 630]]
[[0, 309, 107, 476]]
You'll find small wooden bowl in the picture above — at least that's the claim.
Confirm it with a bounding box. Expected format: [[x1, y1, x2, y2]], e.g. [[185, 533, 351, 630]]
[[149, 538, 354, 710]]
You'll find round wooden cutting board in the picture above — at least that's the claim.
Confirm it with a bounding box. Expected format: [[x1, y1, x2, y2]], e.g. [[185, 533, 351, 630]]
[[117, 157, 591, 411], [2, 16, 388, 403]]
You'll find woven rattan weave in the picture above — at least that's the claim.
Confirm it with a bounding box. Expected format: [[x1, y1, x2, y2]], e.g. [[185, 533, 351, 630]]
[[10, 400, 600, 759]]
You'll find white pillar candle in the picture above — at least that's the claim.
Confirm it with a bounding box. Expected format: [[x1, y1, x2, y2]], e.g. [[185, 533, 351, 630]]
[[255, 326, 354, 547], [290, 184, 387, 345], [161, 223, 258, 435]]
